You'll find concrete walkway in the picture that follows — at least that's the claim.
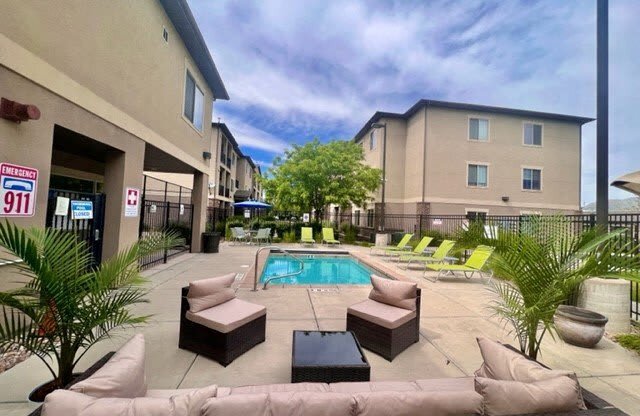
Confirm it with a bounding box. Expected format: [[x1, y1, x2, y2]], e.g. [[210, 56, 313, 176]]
[[1, 243, 639, 415]]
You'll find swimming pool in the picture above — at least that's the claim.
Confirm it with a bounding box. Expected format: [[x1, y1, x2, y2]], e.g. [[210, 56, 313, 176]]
[[260, 255, 377, 285]]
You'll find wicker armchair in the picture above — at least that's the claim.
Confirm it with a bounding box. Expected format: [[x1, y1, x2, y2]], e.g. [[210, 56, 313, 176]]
[[347, 277, 421, 361], [179, 285, 266, 366]]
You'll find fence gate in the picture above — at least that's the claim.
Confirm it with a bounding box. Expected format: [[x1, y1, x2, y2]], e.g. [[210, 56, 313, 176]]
[[46, 189, 106, 268], [139, 199, 193, 269]]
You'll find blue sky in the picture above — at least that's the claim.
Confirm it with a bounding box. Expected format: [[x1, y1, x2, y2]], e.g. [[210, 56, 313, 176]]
[[188, 0, 640, 205]]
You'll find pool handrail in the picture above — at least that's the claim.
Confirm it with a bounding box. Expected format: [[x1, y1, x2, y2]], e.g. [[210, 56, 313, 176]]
[[253, 246, 304, 291]]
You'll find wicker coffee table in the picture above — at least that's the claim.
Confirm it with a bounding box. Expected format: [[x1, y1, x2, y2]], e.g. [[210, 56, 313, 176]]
[[291, 330, 370, 383]]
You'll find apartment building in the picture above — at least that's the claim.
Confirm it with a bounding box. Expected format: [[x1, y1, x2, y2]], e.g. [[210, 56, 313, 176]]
[[236, 156, 264, 202], [352, 99, 593, 221], [0, 0, 228, 263]]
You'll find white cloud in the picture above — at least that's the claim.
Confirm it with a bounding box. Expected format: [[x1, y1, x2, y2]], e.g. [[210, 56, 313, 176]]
[[190, 0, 640, 204]]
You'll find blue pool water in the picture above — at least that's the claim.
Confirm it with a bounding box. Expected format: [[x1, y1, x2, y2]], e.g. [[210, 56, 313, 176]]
[[260, 255, 376, 285]]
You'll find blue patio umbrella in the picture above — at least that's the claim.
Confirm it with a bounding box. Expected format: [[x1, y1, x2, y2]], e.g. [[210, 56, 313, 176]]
[[233, 200, 272, 209]]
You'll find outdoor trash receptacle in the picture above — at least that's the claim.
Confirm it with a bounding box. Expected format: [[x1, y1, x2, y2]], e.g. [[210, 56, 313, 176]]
[[202, 232, 220, 253]]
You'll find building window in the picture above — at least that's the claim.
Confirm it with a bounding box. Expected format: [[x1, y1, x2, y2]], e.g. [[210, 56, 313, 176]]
[[162, 27, 169, 42], [184, 70, 204, 131], [469, 118, 489, 141], [354, 210, 361, 226], [467, 164, 488, 188], [523, 168, 542, 190], [366, 209, 374, 228], [523, 123, 542, 146], [369, 131, 376, 150], [466, 211, 488, 221]]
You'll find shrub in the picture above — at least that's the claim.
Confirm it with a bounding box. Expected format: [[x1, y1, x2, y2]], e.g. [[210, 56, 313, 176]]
[[341, 223, 358, 244], [283, 230, 297, 243]]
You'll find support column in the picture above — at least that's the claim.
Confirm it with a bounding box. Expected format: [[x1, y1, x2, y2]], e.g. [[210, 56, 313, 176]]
[[191, 171, 209, 252], [102, 141, 144, 261]]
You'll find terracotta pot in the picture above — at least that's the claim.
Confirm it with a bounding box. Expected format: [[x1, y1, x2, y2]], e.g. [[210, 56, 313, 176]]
[[554, 305, 608, 348]]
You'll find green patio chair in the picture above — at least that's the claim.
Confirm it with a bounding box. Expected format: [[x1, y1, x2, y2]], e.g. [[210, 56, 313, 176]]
[[371, 233, 413, 255], [399, 239, 456, 268], [231, 227, 248, 245], [252, 228, 271, 245], [425, 245, 494, 282], [387, 236, 433, 258], [322, 227, 340, 245], [300, 227, 315, 245]]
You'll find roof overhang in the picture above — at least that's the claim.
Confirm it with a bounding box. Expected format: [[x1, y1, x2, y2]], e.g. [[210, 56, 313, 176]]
[[353, 99, 595, 142], [612, 171, 640, 197], [158, 0, 229, 100]]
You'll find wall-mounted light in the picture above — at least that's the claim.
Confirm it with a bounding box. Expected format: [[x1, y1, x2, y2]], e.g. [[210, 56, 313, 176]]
[[502, 196, 510, 202], [203, 151, 212, 160], [0, 98, 40, 123]]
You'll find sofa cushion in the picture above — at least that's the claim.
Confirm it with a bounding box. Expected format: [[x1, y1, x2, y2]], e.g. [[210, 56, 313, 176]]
[[70, 334, 146, 398], [354, 390, 483, 416], [187, 274, 236, 313], [185, 298, 266, 333], [269, 392, 356, 415], [42, 384, 217, 416], [329, 381, 418, 393], [416, 377, 476, 392], [475, 376, 583, 416], [368, 275, 417, 311], [347, 299, 416, 329], [201, 393, 270, 416], [145, 388, 201, 398], [230, 382, 329, 395]]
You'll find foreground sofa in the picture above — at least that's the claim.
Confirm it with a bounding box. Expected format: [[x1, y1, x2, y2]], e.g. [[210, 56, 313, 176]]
[[35, 334, 626, 416]]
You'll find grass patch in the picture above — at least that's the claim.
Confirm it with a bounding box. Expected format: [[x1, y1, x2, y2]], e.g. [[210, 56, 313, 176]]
[[614, 333, 640, 355]]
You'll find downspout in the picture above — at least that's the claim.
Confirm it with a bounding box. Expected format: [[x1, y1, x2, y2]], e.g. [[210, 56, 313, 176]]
[[421, 105, 427, 203]]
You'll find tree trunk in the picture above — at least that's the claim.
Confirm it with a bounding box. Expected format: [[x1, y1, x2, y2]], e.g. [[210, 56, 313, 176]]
[[57, 345, 76, 387], [527, 327, 539, 360]]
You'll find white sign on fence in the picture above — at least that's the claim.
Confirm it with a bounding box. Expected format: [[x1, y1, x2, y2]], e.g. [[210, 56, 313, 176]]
[[303, 213, 310, 223], [0, 162, 38, 217], [54, 196, 70, 216], [70, 200, 93, 220]]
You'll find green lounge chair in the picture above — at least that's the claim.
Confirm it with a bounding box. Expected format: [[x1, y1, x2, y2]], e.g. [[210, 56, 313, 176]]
[[322, 228, 340, 245], [300, 227, 315, 245], [425, 245, 494, 282], [387, 236, 433, 259], [371, 233, 413, 255], [399, 239, 456, 268]]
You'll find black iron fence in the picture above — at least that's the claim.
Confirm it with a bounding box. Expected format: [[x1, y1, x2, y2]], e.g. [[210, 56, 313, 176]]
[[139, 199, 193, 269]]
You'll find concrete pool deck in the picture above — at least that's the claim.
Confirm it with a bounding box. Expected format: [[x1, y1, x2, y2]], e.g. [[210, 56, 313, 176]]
[[1, 242, 640, 415]]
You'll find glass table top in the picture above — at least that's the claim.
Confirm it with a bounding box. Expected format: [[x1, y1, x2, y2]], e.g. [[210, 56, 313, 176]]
[[292, 330, 368, 366]]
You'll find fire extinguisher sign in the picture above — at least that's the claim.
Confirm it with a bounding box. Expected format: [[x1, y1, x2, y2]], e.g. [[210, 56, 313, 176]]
[[0, 163, 38, 217]]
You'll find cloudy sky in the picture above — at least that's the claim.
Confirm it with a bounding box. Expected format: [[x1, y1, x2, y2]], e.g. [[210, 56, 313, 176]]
[[188, 0, 639, 205]]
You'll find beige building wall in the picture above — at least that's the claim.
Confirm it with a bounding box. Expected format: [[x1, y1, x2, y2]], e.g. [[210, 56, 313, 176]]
[[424, 107, 581, 215], [0, 0, 216, 173], [354, 103, 584, 220], [236, 158, 253, 192]]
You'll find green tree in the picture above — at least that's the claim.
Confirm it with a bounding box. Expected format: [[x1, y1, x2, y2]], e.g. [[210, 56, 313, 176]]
[[262, 139, 382, 218]]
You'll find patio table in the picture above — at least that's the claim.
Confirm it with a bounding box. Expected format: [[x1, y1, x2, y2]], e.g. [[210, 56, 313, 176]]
[[291, 330, 370, 383]]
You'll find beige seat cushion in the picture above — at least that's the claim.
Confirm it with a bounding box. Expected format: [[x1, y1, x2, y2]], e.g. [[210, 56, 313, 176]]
[[329, 381, 418, 393], [42, 384, 217, 416], [354, 390, 483, 416], [187, 274, 236, 313], [70, 334, 146, 398], [368, 275, 417, 311], [474, 337, 576, 382], [201, 393, 270, 416], [269, 391, 355, 415], [416, 377, 476, 392], [475, 376, 583, 416], [186, 298, 266, 333], [145, 389, 200, 399], [230, 382, 329, 395], [347, 299, 416, 329]]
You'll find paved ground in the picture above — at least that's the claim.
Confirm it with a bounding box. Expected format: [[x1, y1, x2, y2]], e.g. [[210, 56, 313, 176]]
[[1, 243, 640, 415]]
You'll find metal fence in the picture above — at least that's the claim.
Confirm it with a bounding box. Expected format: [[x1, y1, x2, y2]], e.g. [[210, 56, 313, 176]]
[[325, 211, 640, 321], [139, 200, 193, 269]]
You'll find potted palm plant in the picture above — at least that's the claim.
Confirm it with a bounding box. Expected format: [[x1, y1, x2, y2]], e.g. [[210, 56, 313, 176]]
[[0, 221, 178, 401], [487, 216, 640, 359]]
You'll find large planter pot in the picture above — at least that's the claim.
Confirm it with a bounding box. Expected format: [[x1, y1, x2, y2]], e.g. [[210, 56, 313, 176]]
[[374, 233, 390, 247], [554, 305, 608, 348], [578, 277, 630, 334]]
